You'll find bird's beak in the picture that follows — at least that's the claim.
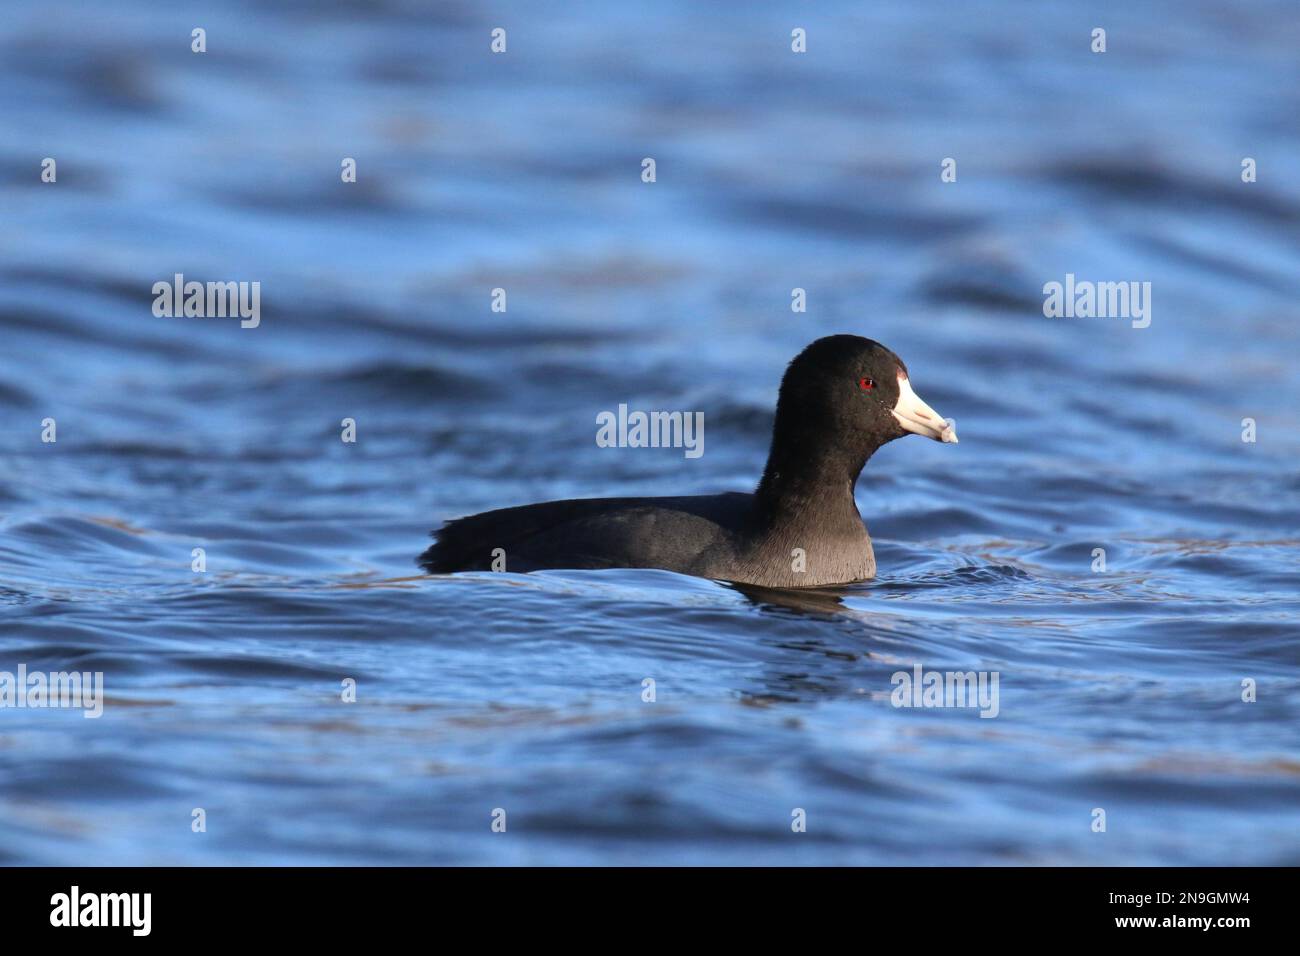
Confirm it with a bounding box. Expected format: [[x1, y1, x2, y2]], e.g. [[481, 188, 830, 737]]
[[891, 374, 958, 443]]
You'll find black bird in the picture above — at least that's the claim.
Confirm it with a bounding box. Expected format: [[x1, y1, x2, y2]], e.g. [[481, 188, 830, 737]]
[[419, 335, 957, 587]]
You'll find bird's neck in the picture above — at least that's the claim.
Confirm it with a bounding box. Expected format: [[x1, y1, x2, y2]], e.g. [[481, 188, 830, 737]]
[[753, 436, 874, 530]]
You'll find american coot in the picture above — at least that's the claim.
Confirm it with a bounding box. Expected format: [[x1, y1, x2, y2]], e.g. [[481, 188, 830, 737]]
[[418, 335, 957, 587]]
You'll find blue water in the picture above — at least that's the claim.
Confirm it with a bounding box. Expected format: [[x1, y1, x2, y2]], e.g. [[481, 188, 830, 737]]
[[2, 0, 1299, 865]]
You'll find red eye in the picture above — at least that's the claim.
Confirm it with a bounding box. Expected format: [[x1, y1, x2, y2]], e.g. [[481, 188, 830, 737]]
[[858, 377, 875, 391]]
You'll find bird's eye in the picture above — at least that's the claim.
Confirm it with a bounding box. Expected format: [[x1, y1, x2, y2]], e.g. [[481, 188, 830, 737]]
[[858, 377, 876, 391]]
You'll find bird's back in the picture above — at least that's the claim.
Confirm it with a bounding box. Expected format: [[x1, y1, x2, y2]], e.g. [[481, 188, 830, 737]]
[[418, 493, 753, 575]]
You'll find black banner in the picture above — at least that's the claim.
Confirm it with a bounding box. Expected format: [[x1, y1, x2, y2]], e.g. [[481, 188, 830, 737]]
[[0, 866, 1280, 941]]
